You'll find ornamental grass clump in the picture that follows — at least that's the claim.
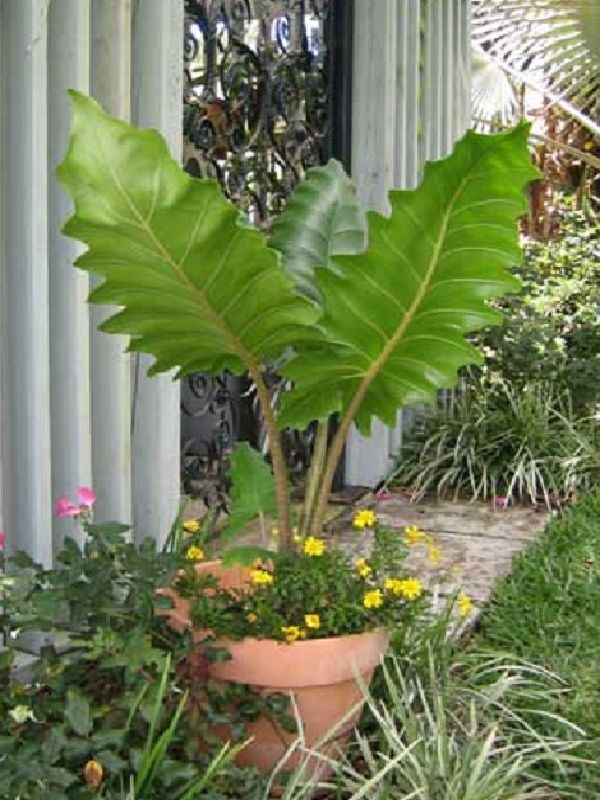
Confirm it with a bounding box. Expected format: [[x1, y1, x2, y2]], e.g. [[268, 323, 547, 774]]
[[58, 92, 538, 640]]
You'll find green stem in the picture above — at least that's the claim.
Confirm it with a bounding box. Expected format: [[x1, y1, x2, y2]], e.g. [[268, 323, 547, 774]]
[[300, 420, 329, 536], [248, 364, 291, 547]]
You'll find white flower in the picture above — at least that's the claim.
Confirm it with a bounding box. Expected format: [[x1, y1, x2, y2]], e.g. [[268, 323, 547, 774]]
[[9, 705, 35, 724]]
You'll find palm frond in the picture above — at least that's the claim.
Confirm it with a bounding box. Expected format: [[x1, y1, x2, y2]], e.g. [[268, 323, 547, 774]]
[[472, 0, 600, 136]]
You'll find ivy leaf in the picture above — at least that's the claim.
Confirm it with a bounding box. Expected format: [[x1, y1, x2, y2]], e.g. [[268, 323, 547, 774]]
[[222, 443, 276, 541], [64, 690, 92, 737], [278, 124, 541, 433], [57, 92, 317, 379], [269, 159, 366, 300]]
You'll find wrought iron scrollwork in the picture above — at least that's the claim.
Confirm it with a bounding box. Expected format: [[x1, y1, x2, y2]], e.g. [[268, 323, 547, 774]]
[[181, 0, 334, 496]]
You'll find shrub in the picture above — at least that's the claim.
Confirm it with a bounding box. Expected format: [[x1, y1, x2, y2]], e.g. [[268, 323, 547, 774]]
[[0, 519, 258, 800], [480, 196, 600, 413]]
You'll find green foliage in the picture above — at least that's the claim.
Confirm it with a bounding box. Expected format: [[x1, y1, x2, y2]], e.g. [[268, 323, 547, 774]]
[[269, 159, 366, 300], [0, 525, 253, 799], [473, 491, 600, 796], [392, 376, 600, 503], [59, 93, 536, 450], [278, 125, 538, 433], [288, 649, 583, 800], [178, 521, 424, 642], [480, 199, 600, 412], [220, 443, 276, 543], [56, 92, 316, 379]]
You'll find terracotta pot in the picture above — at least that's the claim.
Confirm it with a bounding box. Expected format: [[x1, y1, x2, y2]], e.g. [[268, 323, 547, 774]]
[[205, 628, 389, 776], [159, 561, 388, 776], [157, 560, 252, 633]]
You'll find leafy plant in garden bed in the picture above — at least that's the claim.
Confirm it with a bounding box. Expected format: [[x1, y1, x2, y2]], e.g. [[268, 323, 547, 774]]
[[0, 499, 260, 800], [56, 91, 538, 773], [480, 196, 600, 413]]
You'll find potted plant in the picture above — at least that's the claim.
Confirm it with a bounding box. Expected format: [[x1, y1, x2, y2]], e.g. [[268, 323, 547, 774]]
[[57, 92, 538, 773]]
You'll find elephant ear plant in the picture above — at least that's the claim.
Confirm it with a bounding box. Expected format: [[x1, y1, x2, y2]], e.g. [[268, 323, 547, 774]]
[[58, 92, 539, 556]]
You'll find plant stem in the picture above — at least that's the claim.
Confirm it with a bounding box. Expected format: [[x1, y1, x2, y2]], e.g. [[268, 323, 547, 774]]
[[311, 396, 366, 536], [248, 364, 291, 547], [300, 420, 329, 536]]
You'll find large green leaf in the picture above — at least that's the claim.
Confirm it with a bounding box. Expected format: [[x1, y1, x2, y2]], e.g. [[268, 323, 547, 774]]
[[221, 443, 276, 541], [278, 124, 540, 435], [269, 159, 365, 300], [57, 92, 317, 378]]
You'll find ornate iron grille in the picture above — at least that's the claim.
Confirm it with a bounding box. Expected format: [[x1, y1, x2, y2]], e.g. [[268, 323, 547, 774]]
[[181, 0, 342, 500]]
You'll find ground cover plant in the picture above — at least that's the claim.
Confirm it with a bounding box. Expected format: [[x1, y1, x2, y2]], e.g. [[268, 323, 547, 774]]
[[472, 492, 600, 797]]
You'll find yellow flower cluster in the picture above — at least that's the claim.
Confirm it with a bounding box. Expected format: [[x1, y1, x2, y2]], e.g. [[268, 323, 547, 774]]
[[304, 536, 325, 557], [251, 569, 273, 585], [355, 557, 372, 578], [304, 613, 320, 629], [186, 545, 204, 561], [353, 509, 378, 529], [385, 576, 424, 600], [183, 519, 201, 533], [363, 589, 383, 609]]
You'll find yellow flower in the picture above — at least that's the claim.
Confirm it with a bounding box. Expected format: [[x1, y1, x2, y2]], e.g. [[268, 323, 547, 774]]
[[404, 525, 425, 545], [458, 592, 473, 617], [83, 759, 104, 791], [385, 577, 423, 600], [583, 140, 594, 151], [356, 557, 372, 578], [304, 536, 325, 557], [428, 545, 441, 564], [251, 569, 273, 585], [183, 519, 201, 533], [246, 612, 258, 623], [304, 613, 320, 629], [271, 527, 279, 538], [353, 509, 378, 529], [281, 625, 302, 643], [293, 534, 302, 543], [186, 545, 204, 561], [363, 589, 383, 609]]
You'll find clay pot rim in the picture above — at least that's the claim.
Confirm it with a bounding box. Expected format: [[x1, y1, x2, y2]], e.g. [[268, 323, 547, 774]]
[[209, 626, 388, 649], [206, 626, 389, 688]]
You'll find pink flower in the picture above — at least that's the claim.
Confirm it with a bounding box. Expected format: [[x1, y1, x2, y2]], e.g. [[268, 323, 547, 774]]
[[0, 532, 5, 551], [55, 498, 81, 518], [76, 487, 97, 509], [374, 492, 393, 501]]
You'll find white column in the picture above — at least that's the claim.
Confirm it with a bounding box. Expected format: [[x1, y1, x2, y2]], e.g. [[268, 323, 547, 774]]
[[131, 0, 183, 544], [0, 0, 52, 564], [346, 0, 472, 487], [48, 0, 92, 549], [345, 0, 397, 487], [89, 0, 133, 524]]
